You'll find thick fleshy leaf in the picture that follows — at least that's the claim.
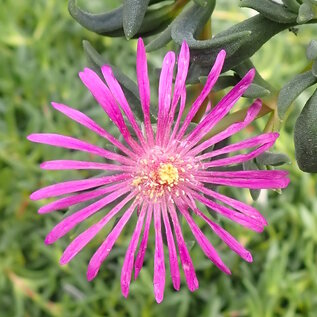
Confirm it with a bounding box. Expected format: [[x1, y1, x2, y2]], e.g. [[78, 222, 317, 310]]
[[278, 70, 317, 119], [188, 15, 292, 77], [255, 151, 291, 166], [306, 40, 317, 60], [297, 3, 314, 24], [294, 87, 317, 172], [123, 0, 150, 39], [282, 0, 300, 13], [240, 0, 297, 24], [68, 0, 123, 36], [171, 0, 216, 49]]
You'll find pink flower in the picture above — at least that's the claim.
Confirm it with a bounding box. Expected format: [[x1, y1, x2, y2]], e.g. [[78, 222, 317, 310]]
[[28, 39, 289, 303]]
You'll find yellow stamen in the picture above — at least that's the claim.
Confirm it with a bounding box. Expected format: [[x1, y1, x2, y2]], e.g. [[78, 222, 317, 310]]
[[157, 163, 179, 186]]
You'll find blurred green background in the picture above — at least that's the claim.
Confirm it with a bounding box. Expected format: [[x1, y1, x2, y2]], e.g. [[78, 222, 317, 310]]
[[1, 0, 317, 316]]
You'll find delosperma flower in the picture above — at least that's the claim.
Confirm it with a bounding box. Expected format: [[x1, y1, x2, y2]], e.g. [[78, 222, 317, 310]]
[[28, 38, 289, 303]]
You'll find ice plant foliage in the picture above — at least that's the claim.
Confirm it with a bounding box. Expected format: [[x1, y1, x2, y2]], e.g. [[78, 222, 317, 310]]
[[28, 39, 289, 303]]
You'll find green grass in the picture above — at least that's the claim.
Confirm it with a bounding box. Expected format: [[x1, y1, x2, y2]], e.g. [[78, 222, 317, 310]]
[[0, 1, 317, 316]]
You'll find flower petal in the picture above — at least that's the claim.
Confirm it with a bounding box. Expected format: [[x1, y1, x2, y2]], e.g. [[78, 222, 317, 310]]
[[168, 202, 199, 291], [79, 68, 143, 153], [177, 201, 231, 275], [183, 70, 256, 146], [176, 50, 226, 140], [40, 160, 133, 172], [101, 65, 147, 149], [51, 102, 136, 158], [60, 193, 137, 265], [162, 199, 180, 291], [30, 173, 130, 200], [190, 99, 262, 156], [196, 132, 279, 161], [121, 203, 147, 298], [136, 38, 154, 145], [156, 51, 175, 146], [87, 199, 138, 281], [27, 133, 133, 165], [194, 208, 252, 262], [38, 180, 130, 214], [134, 205, 153, 279], [45, 187, 133, 244], [153, 203, 166, 303]]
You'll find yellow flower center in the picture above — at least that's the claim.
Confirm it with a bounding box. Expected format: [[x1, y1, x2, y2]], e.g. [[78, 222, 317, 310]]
[[157, 163, 179, 186]]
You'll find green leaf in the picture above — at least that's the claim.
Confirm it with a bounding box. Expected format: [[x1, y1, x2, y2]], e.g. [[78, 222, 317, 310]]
[[277, 70, 317, 119], [294, 88, 317, 172], [193, 0, 208, 7], [171, 0, 216, 49], [188, 14, 292, 78], [123, 0, 151, 39], [255, 151, 291, 166], [146, 24, 172, 52], [312, 60, 317, 77], [83, 40, 144, 121], [282, 0, 300, 13], [68, 0, 123, 36], [233, 59, 273, 92], [306, 40, 317, 60], [240, 0, 297, 24], [297, 3, 314, 24]]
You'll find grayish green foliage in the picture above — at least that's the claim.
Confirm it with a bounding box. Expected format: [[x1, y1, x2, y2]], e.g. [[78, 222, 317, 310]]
[[277, 71, 317, 119], [294, 88, 317, 172]]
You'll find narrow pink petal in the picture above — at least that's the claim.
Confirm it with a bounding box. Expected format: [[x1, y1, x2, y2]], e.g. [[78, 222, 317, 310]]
[[203, 140, 276, 168], [163, 41, 190, 145], [134, 205, 153, 279], [60, 194, 137, 265], [27, 133, 133, 165], [190, 100, 263, 157], [101, 65, 147, 149], [40, 160, 133, 172], [190, 190, 265, 232], [196, 170, 289, 179], [194, 208, 253, 262], [196, 132, 279, 161], [30, 173, 130, 200], [38, 180, 130, 214], [44, 187, 133, 244], [169, 89, 186, 144], [156, 51, 175, 146], [175, 50, 226, 140], [79, 68, 143, 154], [86, 199, 138, 281], [182, 71, 256, 147], [176, 201, 231, 275], [121, 203, 147, 298], [136, 38, 154, 145], [153, 203, 165, 303], [168, 202, 199, 291], [162, 199, 181, 291], [196, 175, 290, 189], [51, 102, 136, 158], [196, 185, 267, 225]]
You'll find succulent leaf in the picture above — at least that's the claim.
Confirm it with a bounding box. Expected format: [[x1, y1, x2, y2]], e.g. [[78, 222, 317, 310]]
[[123, 0, 151, 39], [282, 0, 300, 13], [277, 71, 317, 119], [240, 0, 297, 24], [294, 88, 317, 172], [171, 0, 216, 49]]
